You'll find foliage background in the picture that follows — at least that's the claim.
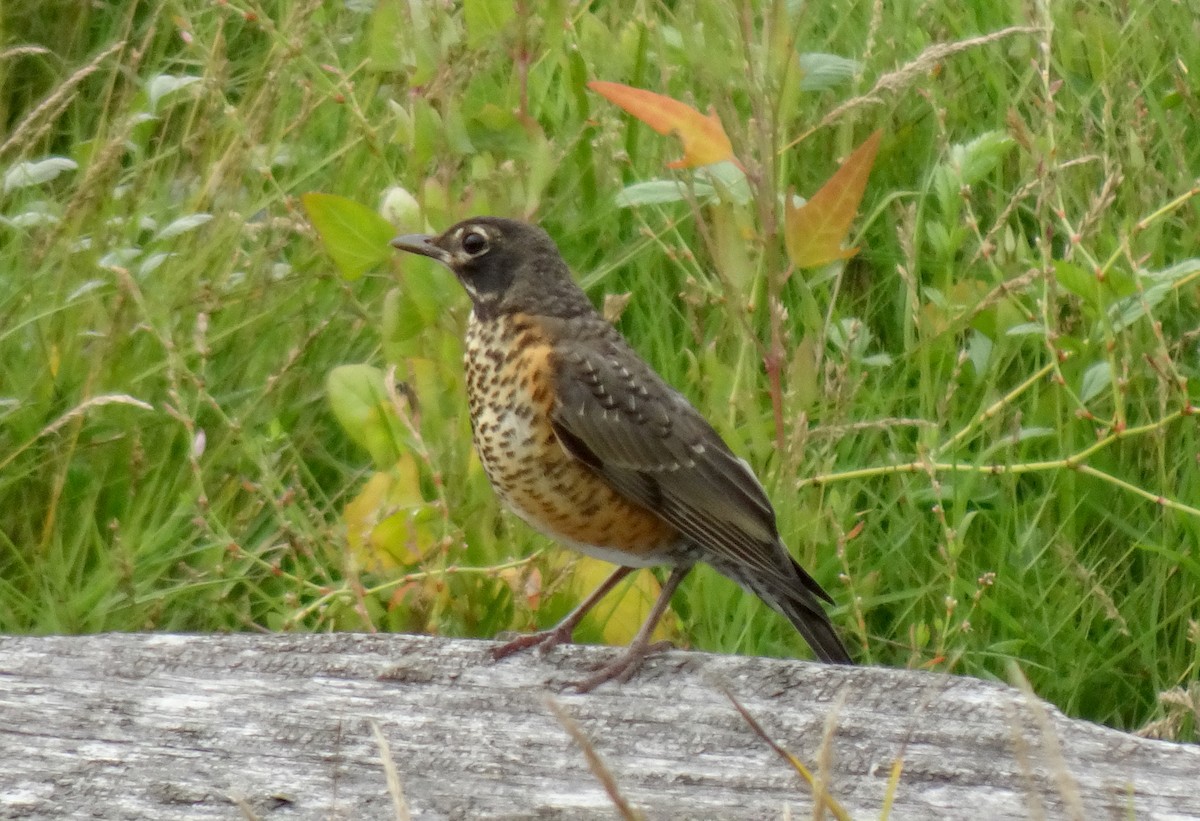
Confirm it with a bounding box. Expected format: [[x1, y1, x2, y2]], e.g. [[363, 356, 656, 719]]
[[1, 0, 1197, 739]]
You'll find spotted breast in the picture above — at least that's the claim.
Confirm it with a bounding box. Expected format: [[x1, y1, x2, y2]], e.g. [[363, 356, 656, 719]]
[[463, 311, 679, 565]]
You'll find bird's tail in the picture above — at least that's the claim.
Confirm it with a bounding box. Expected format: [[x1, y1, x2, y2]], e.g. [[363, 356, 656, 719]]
[[712, 555, 853, 665]]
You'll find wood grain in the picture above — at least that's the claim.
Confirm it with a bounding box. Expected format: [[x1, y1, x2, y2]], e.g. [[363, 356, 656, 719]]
[[1, 633, 1195, 819]]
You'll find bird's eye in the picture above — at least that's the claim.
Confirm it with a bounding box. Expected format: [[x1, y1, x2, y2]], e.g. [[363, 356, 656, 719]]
[[462, 229, 489, 256]]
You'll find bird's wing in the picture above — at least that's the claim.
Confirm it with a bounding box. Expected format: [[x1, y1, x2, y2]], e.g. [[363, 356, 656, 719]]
[[548, 329, 830, 603]]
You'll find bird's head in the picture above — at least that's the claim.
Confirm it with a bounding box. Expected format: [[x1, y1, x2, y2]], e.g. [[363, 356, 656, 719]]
[[391, 217, 593, 320]]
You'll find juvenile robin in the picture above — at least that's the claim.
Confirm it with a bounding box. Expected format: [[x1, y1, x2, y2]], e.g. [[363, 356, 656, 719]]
[[392, 217, 852, 691]]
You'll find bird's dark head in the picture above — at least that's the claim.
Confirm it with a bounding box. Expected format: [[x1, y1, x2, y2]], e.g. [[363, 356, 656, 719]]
[[391, 217, 593, 320]]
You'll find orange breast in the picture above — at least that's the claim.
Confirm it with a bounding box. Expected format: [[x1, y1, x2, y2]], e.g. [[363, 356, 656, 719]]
[[464, 312, 677, 561]]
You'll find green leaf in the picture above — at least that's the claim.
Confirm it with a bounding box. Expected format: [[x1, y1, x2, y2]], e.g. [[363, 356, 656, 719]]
[[931, 165, 958, 215], [1054, 259, 1100, 308], [3, 157, 77, 192], [925, 222, 952, 258], [464, 0, 515, 48], [367, 0, 407, 72], [968, 330, 992, 375], [828, 317, 869, 356], [326, 364, 403, 470], [382, 247, 458, 360], [523, 133, 557, 212], [382, 287, 423, 347], [153, 213, 213, 241], [615, 179, 716, 207], [952, 131, 1016, 186], [369, 0, 445, 84], [698, 160, 752, 204], [410, 100, 444, 171], [146, 74, 201, 110], [301, 192, 395, 281], [1105, 258, 1200, 332], [1013, 426, 1056, 442], [1102, 267, 1137, 299], [1108, 283, 1173, 334], [1005, 322, 1046, 337], [797, 52, 861, 91], [1144, 258, 1200, 285], [1080, 361, 1110, 403]]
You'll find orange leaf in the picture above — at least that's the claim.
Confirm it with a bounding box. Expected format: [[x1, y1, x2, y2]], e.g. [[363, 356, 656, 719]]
[[588, 80, 738, 169], [785, 130, 882, 269]]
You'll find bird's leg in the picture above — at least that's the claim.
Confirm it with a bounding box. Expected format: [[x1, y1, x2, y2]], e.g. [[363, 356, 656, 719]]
[[571, 565, 689, 693], [492, 565, 636, 660]]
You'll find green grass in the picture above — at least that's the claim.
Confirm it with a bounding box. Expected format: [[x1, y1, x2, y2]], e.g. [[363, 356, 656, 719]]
[[2, 0, 1197, 741]]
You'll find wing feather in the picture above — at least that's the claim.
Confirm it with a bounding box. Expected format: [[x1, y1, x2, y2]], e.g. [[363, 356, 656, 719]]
[[545, 323, 846, 660], [550, 335, 788, 573]]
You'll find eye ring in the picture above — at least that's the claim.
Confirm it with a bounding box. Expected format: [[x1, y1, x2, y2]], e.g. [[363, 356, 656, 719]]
[[462, 229, 489, 256]]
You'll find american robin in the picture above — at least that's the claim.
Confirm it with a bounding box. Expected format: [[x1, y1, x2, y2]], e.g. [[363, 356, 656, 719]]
[[392, 217, 852, 691]]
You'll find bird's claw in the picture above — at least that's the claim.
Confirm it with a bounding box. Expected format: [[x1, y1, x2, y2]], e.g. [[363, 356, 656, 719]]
[[491, 625, 575, 661], [568, 639, 674, 693]]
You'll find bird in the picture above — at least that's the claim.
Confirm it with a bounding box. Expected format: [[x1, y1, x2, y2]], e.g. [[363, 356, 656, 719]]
[[391, 216, 852, 691]]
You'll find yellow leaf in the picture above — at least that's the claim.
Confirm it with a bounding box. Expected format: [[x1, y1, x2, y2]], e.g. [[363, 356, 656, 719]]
[[570, 557, 678, 646], [588, 80, 739, 169], [343, 454, 435, 573], [785, 130, 882, 269]]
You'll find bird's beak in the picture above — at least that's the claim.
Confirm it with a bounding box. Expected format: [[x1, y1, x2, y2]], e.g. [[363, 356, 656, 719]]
[[391, 233, 450, 264]]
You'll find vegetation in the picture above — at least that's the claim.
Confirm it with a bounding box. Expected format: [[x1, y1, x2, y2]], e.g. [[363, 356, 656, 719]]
[[2, 0, 1197, 740]]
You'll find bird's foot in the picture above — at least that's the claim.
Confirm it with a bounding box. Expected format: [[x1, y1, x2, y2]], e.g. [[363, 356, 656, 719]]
[[569, 639, 674, 693], [491, 623, 576, 661]]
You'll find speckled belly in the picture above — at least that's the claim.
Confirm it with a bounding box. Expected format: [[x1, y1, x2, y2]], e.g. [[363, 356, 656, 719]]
[[464, 312, 677, 563]]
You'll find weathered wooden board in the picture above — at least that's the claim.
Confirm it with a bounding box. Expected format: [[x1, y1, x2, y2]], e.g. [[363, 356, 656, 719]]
[[1, 633, 1196, 819]]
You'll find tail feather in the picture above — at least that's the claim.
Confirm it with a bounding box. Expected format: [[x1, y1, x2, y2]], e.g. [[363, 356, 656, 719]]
[[767, 583, 853, 664], [710, 555, 853, 665]]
